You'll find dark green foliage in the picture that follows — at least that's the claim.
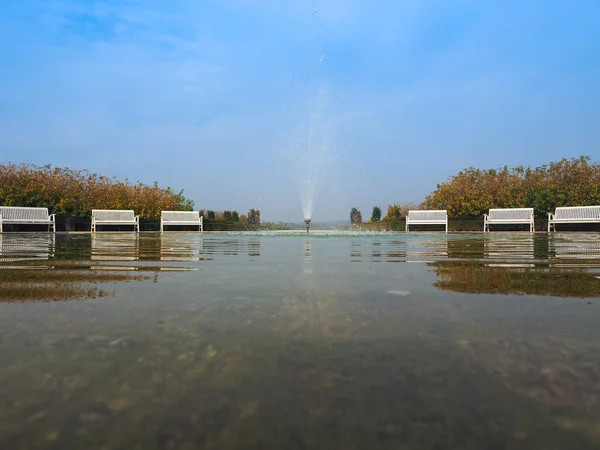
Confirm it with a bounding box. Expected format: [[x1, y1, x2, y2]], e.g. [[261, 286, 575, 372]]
[[371, 206, 382, 222]]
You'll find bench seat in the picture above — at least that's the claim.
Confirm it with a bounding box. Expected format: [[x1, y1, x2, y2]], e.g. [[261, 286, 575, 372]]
[[160, 211, 203, 232], [91, 209, 139, 232], [484, 208, 534, 232], [406, 210, 448, 232], [548, 205, 600, 231], [0, 206, 55, 232]]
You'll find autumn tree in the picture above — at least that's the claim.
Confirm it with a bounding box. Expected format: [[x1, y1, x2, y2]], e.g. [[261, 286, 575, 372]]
[[0, 162, 194, 219], [383, 204, 402, 222], [354, 210, 363, 224], [424, 156, 600, 216], [349, 208, 362, 224]]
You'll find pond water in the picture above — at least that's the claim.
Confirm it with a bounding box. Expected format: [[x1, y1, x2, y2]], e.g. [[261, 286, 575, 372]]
[[1, 231, 600, 450]]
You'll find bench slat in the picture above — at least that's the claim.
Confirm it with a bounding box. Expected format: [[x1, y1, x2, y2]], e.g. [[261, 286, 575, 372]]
[[160, 211, 203, 231], [0, 206, 55, 232], [407, 210, 447, 221], [554, 206, 600, 220], [92, 209, 136, 222], [0, 206, 51, 221], [484, 208, 534, 232], [549, 205, 600, 231], [161, 211, 201, 222], [91, 209, 139, 232], [487, 208, 533, 221], [406, 210, 448, 232]]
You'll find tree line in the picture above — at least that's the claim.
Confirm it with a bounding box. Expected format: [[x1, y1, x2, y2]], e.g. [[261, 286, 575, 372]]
[[350, 156, 600, 222], [0, 162, 262, 222]]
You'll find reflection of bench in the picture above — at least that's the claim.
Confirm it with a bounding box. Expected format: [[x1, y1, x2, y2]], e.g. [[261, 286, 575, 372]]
[[0, 233, 56, 261], [91, 209, 139, 232], [160, 211, 203, 232], [548, 206, 600, 232], [484, 208, 534, 232], [406, 210, 448, 232], [91, 233, 139, 260], [0, 206, 55, 232]]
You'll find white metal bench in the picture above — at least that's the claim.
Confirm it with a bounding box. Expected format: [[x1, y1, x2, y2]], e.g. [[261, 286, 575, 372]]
[[160, 211, 203, 232], [0, 206, 55, 232], [548, 205, 600, 232], [484, 208, 534, 232], [91, 209, 139, 232], [406, 210, 448, 232]]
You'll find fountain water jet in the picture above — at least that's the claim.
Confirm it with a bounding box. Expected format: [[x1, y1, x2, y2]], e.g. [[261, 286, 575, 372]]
[[277, 6, 334, 227]]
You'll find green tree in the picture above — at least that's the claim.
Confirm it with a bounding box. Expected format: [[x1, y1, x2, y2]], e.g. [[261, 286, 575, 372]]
[[371, 206, 382, 222], [248, 209, 261, 225], [350, 207, 358, 224], [231, 210, 239, 222]]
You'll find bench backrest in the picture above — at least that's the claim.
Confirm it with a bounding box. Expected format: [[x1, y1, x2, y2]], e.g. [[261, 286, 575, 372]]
[[488, 208, 533, 220], [92, 209, 136, 221], [407, 210, 447, 221], [554, 206, 600, 220], [161, 211, 201, 221], [0, 206, 50, 221]]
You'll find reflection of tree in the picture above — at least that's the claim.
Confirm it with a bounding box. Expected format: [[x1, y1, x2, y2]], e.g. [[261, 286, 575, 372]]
[[430, 261, 600, 298], [0, 267, 148, 302]]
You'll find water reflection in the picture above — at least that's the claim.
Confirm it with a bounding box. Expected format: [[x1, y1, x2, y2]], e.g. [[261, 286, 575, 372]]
[[428, 233, 600, 297], [1, 232, 600, 449], [431, 262, 600, 297], [350, 238, 449, 262], [484, 234, 535, 260], [550, 234, 600, 260], [91, 233, 139, 261], [160, 233, 204, 261], [0, 233, 55, 262]]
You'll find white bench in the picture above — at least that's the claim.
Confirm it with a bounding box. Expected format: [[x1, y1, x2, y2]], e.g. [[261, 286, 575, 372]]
[[548, 205, 600, 232], [160, 211, 203, 232], [91, 209, 139, 232], [0, 206, 55, 232], [406, 210, 448, 232], [484, 208, 534, 232]]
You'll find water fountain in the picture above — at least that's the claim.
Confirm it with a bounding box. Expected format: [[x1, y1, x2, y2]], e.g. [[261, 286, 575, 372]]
[[281, 10, 333, 229]]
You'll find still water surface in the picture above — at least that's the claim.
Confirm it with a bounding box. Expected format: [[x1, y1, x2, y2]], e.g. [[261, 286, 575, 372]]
[[1, 232, 600, 449]]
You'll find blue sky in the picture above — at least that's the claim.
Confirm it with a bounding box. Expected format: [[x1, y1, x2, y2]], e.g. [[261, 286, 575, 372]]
[[1, 0, 599, 222]]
